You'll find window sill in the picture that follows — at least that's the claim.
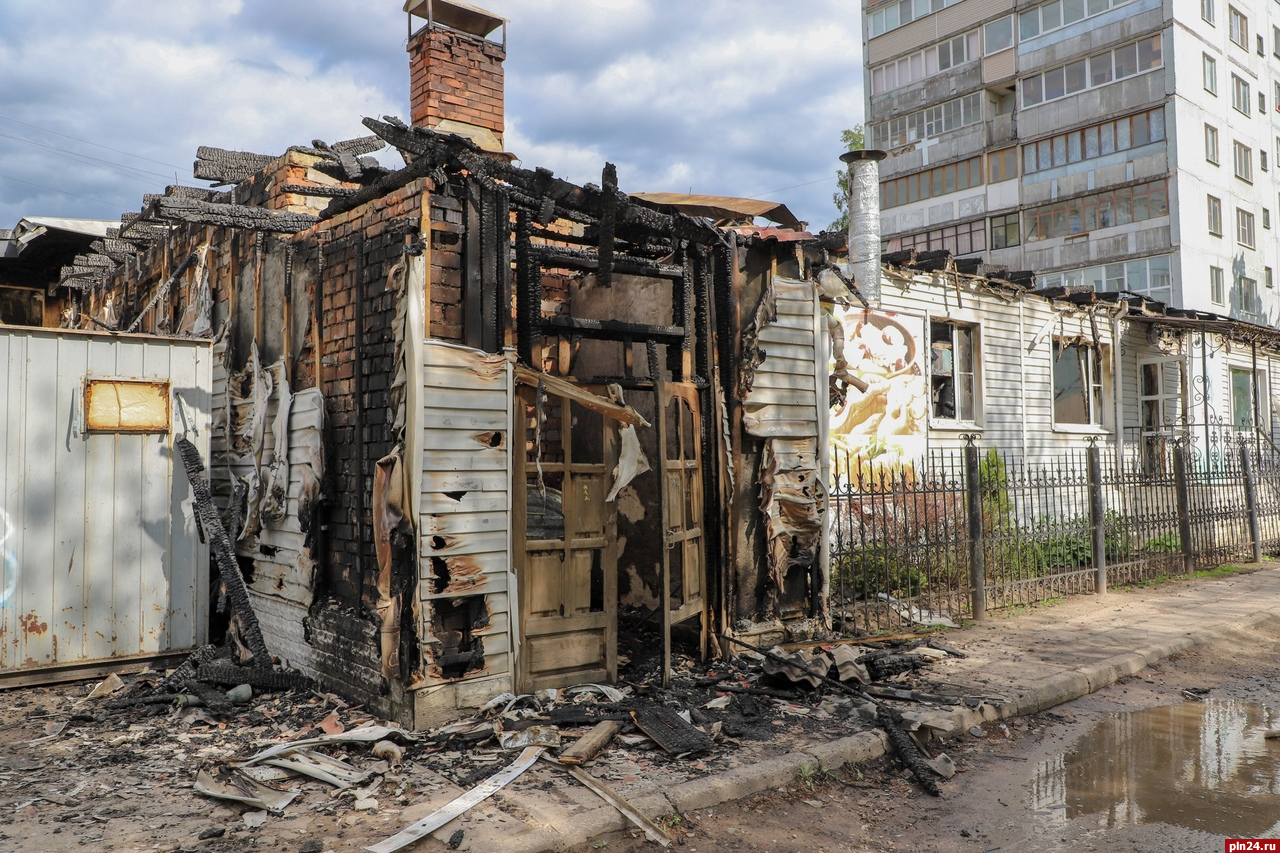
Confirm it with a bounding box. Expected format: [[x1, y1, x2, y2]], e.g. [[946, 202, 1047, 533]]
[[1051, 424, 1112, 435], [929, 421, 983, 432]]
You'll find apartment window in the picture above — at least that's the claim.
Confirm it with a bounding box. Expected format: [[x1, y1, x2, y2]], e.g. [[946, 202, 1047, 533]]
[[1238, 208, 1256, 247], [1203, 0, 1214, 24], [1235, 141, 1254, 182], [869, 92, 983, 148], [1269, 268, 1275, 290], [985, 16, 1014, 54], [1230, 6, 1248, 49], [1038, 256, 1172, 303], [885, 220, 988, 255], [1235, 275, 1260, 318], [991, 212, 1021, 248], [1022, 35, 1162, 107], [1262, 92, 1269, 114], [1203, 53, 1218, 95], [1259, 34, 1266, 56], [870, 0, 964, 38], [1208, 195, 1223, 235], [1275, 82, 1280, 112], [1019, 0, 1139, 40], [988, 147, 1018, 182], [870, 31, 981, 94], [1053, 341, 1107, 427], [1233, 74, 1250, 114], [1022, 108, 1165, 174], [1265, 152, 1270, 172], [929, 320, 978, 422], [1024, 180, 1168, 241], [1206, 124, 1220, 164], [1211, 266, 1226, 305], [1274, 25, 1280, 57], [880, 156, 984, 209]]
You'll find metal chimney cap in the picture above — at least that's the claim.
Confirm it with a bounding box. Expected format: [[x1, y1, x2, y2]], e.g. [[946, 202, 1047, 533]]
[[841, 149, 888, 164]]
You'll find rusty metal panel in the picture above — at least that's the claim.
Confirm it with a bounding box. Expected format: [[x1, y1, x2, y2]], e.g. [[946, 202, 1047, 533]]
[[0, 328, 211, 679], [417, 341, 513, 686]]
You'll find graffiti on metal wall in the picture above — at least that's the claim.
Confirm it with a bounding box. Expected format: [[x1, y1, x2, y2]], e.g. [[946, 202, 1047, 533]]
[[830, 308, 927, 480]]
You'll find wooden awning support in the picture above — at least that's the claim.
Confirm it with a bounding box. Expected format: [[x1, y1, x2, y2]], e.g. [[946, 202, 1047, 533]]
[[512, 365, 649, 427]]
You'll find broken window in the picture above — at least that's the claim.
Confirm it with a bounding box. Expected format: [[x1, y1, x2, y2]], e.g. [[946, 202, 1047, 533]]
[[0, 287, 43, 327], [84, 379, 171, 433], [1052, 341, 1106, 427], [929, 320, 977, 422]]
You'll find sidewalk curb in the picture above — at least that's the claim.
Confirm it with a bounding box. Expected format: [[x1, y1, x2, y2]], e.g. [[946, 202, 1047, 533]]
[[494, 606, 1280, 853]]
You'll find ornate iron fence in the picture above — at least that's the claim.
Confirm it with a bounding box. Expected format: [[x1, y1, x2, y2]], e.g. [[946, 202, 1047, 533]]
[[829, 434, 1280, 635]]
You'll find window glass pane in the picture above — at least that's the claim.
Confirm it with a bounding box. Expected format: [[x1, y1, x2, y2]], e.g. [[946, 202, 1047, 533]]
[[1150, 108, 1165, 140], [1132, 112, 1149, 146], [1090, 52, 1113, 86], [1137, 34, 1161, 70], [1117, 118, 1131, 150], [1038, 139, 1052, 169], [1114, 43, 1138, 77], [1024, 145, 1038, 174], [1024, 74, 1044, 106], [1085, 125, 1100, 158], [1099, 122, 1115, 155], [1053, 135, 1067, 166], [1087, 0, 1108, 13], [1020, 9, 1040, 39], [1045, 66, 1066, 100], [1063, 0, 1085, 24], [1043, 0, 1061, 29], [1068, 131, 1083, 162], [1065, 59, 1087, 94], [985, 16, 1013, 53], [1053, 343, 1090, 424]]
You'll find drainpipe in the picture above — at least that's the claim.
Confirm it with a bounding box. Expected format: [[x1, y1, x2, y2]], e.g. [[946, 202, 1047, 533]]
[[842, 149, 888, 309]]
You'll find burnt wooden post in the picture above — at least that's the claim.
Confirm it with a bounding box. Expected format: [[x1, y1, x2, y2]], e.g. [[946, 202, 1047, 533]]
[[1242, 445, 1263, 563], [1087, 438, 1107, 596], [1173, 440, 1195, 575], [962, 435, 986, 621]]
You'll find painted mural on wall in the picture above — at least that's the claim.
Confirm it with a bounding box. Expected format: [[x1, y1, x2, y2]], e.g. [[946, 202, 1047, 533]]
[[829, 308, 928, 481]]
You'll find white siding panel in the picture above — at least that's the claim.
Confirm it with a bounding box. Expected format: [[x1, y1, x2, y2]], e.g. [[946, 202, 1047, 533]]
[[0, 328, 211, 677], [419, 341, 513, 683], [744, 278, 823, 441]]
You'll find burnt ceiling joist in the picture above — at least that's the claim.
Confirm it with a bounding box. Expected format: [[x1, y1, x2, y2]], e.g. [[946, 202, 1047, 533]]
[[150, 197, 319, 234], [349, 118, 723, 246], [278, 184, 357, 198], [194, 146, 278, 186], [90, 239, 141, 263], [107, 223, 166, 244]]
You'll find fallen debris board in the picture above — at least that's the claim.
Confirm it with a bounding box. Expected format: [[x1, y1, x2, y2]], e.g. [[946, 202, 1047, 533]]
[[555, 760, 671, 847], [630, 708, 713, 756], [365, 747, 545, 853], [194, 768, 299, 812], [558, 720, 623, 766]]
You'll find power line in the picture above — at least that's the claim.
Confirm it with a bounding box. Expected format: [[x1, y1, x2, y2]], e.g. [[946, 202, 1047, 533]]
[[0, 113, 184, 170], [0, 172, 126, 211], [0, 130, 176, 183]]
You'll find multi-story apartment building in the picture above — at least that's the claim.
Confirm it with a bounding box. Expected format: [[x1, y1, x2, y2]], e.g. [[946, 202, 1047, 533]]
[[864, 0, 1280, 326]]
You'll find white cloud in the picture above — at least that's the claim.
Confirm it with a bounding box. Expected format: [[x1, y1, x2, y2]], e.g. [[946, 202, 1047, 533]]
[[0, 0, 863, 232]]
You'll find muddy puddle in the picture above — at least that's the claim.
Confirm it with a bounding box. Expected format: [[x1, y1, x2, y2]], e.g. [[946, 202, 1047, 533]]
[[1029, 699, 1280, 837]]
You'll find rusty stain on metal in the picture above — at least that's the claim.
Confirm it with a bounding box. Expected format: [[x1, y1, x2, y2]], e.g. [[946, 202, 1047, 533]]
[[18, 612, 48, 637], [83, 378, 171, 433]]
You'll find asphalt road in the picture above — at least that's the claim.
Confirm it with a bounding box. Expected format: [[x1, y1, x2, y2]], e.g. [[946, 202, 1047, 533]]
[[568, 616, 1280, 853]]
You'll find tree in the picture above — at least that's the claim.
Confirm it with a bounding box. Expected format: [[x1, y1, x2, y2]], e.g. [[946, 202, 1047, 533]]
[[828, 125, 865, 233]]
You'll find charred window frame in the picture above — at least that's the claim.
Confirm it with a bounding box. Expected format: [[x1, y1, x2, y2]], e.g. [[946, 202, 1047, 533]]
[[929, 319, 979, 424], [1052, 340, 1108, 428]]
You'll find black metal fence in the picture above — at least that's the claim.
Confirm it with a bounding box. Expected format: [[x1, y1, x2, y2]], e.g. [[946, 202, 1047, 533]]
[[829, 435, 1280, 635]]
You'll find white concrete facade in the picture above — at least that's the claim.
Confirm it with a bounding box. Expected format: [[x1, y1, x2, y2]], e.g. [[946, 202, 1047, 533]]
[[863, 0, 1280, 326]]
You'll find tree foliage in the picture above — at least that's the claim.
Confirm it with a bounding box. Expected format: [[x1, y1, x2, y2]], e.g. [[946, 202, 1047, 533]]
[[828, 125, 865, 233]]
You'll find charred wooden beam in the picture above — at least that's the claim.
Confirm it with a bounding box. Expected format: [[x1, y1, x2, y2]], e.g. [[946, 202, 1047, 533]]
[[152, 197, 318, 234], [355, 120, 723, 245], [73, 253, 116, 269], [278, 183, 357, 198], [530, 245, 683, 279], [193, 145, 277, 185], [597, 162, 617, 289], [881, 249, 916, 267], [541, 315, 685, 344], [90, 239, 141, 263], [165, 184, 229, 202], [107, 224, 165, 243]]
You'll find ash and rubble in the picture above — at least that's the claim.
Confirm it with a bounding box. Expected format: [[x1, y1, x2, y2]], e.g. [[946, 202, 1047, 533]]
[[0, 630, 995, 850]]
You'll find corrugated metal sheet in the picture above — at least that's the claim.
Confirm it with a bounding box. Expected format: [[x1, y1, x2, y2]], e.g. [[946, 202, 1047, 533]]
[[418, 341, 513, 686], [0, 328, 211, 676]]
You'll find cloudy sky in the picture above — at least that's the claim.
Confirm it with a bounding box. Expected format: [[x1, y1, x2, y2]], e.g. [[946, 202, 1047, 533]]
[[0, 1, 863, 234]]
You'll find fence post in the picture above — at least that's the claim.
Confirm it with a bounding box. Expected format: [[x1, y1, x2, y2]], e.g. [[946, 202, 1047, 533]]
[[1173, 440, 1195, 575], [962, 435, 986, 622], [1086, 438, 1107, 596], [1241, 445, 1263, 564]]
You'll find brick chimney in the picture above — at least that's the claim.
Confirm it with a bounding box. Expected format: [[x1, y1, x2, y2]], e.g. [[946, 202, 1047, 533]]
[[404, 0, 507, 153]]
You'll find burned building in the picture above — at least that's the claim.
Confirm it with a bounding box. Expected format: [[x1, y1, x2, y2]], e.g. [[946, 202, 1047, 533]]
[[49, 1, 836, 725]]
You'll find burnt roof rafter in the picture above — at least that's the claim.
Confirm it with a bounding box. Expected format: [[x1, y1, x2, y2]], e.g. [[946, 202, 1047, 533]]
[[149, 197, 319, 234]]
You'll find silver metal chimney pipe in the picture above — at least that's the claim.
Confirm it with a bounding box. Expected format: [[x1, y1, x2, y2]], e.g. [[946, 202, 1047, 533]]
[[841, 149, 887, 307]]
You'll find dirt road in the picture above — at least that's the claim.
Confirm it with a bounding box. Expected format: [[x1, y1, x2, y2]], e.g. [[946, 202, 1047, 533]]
[[569, 616, 1280, 853]]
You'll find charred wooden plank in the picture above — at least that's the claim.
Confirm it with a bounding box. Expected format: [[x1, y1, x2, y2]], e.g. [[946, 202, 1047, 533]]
[[530, 245, 683, 279], [541, 315, 684, 344], [152, 197, 318, 234], [278, 183, 356, 198], [558, 720, 624, 765], [193, 145, 277, 185], [107, 224, 165, 243], [90, 239, 141, 262], [630, 707, 713, 756]]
